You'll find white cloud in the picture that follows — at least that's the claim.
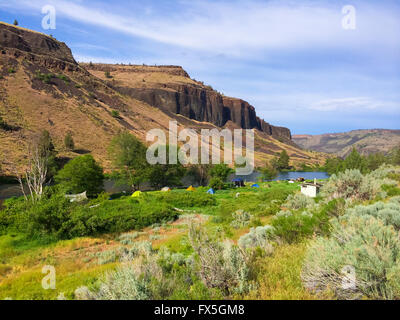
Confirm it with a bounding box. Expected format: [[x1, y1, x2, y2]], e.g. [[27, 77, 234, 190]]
[[309, 97, 400, 113], [2, 0, 400, 57]]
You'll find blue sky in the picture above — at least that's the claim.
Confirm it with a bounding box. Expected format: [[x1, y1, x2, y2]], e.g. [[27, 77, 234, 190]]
[[0, 0, 399, 134]]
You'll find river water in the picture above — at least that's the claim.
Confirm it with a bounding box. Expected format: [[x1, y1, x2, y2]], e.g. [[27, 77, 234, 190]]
[[231, 171, 330, 182]]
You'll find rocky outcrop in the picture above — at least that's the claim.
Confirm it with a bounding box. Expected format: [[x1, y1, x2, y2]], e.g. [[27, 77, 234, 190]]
[[0, 22, 80, 71], [118, 83, 292, 140]]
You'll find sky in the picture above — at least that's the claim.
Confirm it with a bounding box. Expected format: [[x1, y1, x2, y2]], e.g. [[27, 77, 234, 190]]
[[0, 0, 399, 134]]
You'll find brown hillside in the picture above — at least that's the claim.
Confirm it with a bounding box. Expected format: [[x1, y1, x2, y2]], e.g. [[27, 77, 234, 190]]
[[0, 22, 325, 174]]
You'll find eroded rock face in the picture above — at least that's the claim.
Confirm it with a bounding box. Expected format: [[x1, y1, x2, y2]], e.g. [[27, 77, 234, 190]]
[[118, 83, 292, 140], [0, 23, 76, 64]]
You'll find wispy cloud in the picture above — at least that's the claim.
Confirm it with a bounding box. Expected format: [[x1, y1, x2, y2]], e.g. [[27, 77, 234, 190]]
[[2, 0, 400, 58], [309, 97, 399, 113]]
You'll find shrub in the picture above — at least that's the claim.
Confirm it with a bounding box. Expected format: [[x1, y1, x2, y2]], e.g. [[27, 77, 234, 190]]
[[271, 210, 329, 243], [188, 223, 255, 295], [60, 199, 177, 239], [321, 168, 396, 202], [64, 132, 74, 151], [111, 110, 120, 118], [56, 155, 104, 197], [75, 243, 215, 300], [238, 225, 275, 253], [153, 192, 216, 208], [340, 201, 400, 230], [302, 215, 400, 299], [209, 177, 225, 190], [230, 210, 252, 229], [283, 193, 315, 210]]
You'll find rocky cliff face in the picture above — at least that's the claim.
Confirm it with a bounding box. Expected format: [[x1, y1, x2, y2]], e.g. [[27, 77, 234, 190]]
[[83, 63, 292, 141], [111, 74, 292, 141], [0, 22, 80, 71]]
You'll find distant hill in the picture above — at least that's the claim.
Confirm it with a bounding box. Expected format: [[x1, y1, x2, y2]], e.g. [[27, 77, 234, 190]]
[[293, 129, 400, 157]]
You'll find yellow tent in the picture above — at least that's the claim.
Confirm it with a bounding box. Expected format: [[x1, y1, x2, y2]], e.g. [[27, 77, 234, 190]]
[[186, 186, 196, 191], [131, 191, 142, 198]]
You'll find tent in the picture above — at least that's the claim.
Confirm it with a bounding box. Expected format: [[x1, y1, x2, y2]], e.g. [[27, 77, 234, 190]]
[[186, 185, 196, 191], [131, 191, 142, 198], [251, 184, 260, 188], [161, 187, 171, 192], [232, 178, 245, 187], [65, 191, 87, 203], [207, 188, 215, 195]]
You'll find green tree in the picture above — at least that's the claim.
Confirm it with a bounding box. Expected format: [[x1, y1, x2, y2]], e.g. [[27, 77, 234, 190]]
[[392, 147, 400, 166], [56, 155, 104, 197], [260, 159, 278, 180], [37, 130, 58, 178], [146, 145, 186, 188], [324, 157, 344, 175], [277, 150, 290, 170], [209, 163, 233, 182], [208, 177, 225, 190], [187, 164, 211, 186], [365, 152, 386, 171], [343, 148, 366, 172], [108, 131, 149, 190], [64, 132, 75, 151], [13, 20, 18, 26]]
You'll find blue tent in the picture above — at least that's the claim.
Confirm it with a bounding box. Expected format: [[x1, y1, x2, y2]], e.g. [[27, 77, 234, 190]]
[[207, 188, 215, 195], [251, 184, 260, 188]]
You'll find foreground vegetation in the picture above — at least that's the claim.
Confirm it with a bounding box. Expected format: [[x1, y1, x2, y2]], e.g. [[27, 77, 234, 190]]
[[0, 163, 399, 300]]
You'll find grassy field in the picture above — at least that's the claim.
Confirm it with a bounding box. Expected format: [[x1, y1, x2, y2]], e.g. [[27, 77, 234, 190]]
[[0, 181, 313, 300]]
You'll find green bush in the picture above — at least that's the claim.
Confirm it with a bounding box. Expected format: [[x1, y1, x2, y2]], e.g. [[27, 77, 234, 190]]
[[321, 168, 396, 202], [271, 209, 329, 243], [0, 188, 177, 240], [153, 192, 216, 208], [238, 225, 275, 252], [340, 201, 400, 230], [283, 193, 315, 210], [60, 199, 177, 238], [209, 177, 224, 190], [56, 155, 104, 197], [302, 215, 400, 299]]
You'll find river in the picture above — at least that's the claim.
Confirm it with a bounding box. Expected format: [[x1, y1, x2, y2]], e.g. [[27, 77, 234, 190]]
[[231, 171, 330, 182]]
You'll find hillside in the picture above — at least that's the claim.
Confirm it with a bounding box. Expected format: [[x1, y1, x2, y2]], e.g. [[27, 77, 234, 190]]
[[293, 129, 400, 157], [0, 22, 325, 174]]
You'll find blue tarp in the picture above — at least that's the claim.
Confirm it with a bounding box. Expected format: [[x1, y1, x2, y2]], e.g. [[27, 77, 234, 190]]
[[251, 184, 260, 188], [207, 188, 215, 194]]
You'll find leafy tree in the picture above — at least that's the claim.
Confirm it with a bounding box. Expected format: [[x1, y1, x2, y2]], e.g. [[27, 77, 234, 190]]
[[209, 164, 233, 182], [37, 130, 58, 178], [324, 157, 344, 175], [13, 20, 18, 26], [277, 150, 290, 170], [64, 132, 75, 151], [108, 131, 148, 190], [392, 147, 400, 166], [187, 164, 211, 186], [209, 177, 224, 190], [365, 152, 386, 171], [56, 155, 104, 197], [260, 160, 278, 180], [343, 148, 366, 173]]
